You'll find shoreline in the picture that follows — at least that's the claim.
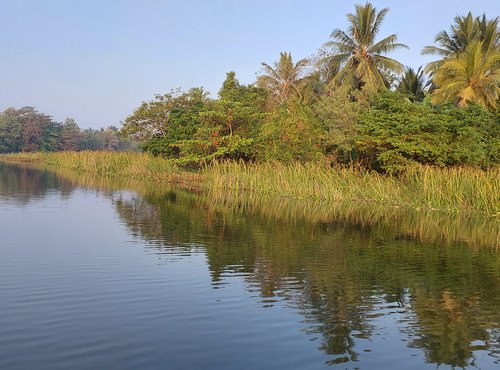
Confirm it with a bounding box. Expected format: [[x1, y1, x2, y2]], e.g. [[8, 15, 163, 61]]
[[1, 151, 499, 217]]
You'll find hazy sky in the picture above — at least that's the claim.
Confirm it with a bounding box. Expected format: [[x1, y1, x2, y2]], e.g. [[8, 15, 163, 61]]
[[1, 0, 498, 128]]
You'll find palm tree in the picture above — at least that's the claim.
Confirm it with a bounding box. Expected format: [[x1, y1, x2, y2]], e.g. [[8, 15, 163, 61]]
[[323, 2, 408, 91], [422, 12, 500, 72], [431, 41, 500, 110], [258, 52, 309, 104], [187, 87, 210, 103], [396, 66, 428, 101]]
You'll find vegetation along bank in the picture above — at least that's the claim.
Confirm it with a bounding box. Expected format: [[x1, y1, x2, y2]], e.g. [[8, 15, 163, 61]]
[[1, 3, 499, 215]]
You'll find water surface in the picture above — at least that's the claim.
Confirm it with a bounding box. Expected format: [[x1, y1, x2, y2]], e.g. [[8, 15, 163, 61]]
[[1, 163, 499, 369]]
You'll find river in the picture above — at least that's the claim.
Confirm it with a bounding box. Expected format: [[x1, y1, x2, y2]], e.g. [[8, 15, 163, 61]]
[[0, 162, 499, 369]]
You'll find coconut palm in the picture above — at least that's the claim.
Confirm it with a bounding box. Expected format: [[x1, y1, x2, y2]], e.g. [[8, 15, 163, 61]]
[[258, 52, 309, 104], [323, 2, 408, 91], [431, 41, 500, 110], [187, 87, 210, 103], [422, 13, 500, 72], [397, 67, 428, 101]]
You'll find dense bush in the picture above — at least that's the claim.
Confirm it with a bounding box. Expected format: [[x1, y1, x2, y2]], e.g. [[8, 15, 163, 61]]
[[355, 93, 498, 172]]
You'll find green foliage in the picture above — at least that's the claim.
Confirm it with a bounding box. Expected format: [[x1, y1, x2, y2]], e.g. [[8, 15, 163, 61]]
[[356, 92, 495, 172], [396, 66, 428, 102], [218, 72, 268, 110], [199, 99, 264, 137], [313, 85, 364, 163], [0, 107, 133, 153], [175, 73, 266, 166], [257, 103, 322, 162], [174, 135, 255, 167], [7, 3, 495, 174], [121, 89, 206, 141], [0, 108, 22, 152]]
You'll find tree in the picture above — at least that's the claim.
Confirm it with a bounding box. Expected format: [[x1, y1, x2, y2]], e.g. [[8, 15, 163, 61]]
[[218, 71, 241, 101], [323, 2, 408, 91], [431, 41, 500, 110], [121, 88, 209, 156], [314, 84, 364, 163], [97, 126, 120, 150], [60, 118, 83, 151], [257, 102, 322, 162], [422, 12, 500, 72], [0, 108, 22, 152], [396, 66, 428, 102], [7, 107, 59, 152], [187, 87, 210, 103], [121, 89, 191, 141], [257, 52, 309, 104], [207, 72, 267, 137]]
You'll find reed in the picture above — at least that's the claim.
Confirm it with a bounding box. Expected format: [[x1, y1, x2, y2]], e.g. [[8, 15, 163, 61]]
[[203, 161, 500, 216], [0, 151, 202, 190], [1, 152, 498, 216]]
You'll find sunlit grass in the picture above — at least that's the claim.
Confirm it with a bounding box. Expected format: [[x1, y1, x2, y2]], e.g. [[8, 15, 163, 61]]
[[0, 151, 202, 189], [1, 152, 498, 216], [203, 161, 500, 216]]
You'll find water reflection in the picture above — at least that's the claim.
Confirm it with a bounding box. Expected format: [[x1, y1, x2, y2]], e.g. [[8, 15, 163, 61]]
[[115, 189, 500, 367], [1, 162, 499, 368]]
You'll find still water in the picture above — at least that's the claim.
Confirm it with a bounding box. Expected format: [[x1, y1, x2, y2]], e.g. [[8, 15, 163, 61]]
[[0, 163, 499, 369]]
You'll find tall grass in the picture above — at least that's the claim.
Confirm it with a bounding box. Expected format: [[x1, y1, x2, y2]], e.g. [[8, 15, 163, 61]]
[[0, 151, 202, 189], [1, 152, 499, 216], [203, 161, 500, 216]]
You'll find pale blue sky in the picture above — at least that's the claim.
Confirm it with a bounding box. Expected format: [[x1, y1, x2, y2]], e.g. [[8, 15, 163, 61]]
[[1, 0, 498, 128]]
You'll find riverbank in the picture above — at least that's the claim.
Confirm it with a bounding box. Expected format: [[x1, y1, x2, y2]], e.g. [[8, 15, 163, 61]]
[[1, 151, 499, 216], [0, 151, 203, 191]]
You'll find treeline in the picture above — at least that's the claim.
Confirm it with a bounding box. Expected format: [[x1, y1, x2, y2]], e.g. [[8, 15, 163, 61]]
[[121, 3, 499, 172], [0, 107, 135, 153]]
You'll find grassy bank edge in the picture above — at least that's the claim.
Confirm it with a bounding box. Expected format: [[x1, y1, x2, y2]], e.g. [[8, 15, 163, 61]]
[[1, 151, 499, 216], [0, 151, 204, 191]]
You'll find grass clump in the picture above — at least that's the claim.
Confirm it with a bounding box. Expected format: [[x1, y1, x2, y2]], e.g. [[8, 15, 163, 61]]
[[203, 161, 500, 216], [1, 152, 498, 216]]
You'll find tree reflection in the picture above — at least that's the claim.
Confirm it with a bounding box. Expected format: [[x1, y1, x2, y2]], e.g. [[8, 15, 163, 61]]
[[0, 163, 75, 203], [111, 188, 500, 367]]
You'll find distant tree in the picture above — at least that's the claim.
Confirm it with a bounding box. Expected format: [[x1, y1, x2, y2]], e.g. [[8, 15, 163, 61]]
[[218, 72, 241, 101], [323, 2, 408, 91], [257, 52, 309, 104], [310, 48, 342, 87], [97, 126, 120, 150], [200, 100, 254, 137], [79, 128, 102, 150], [257, 102, 322, 162], [0, 108, 22, 152], [187, 87, 210, 103], [61, 118, 83, 151], [17, 107, 49, 152], [396, 67, 428, 102], [5, 107, 59, 152], [314, 84, 364, 163], [121, 91, 183, 141], [219, 72, 267, 108]]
